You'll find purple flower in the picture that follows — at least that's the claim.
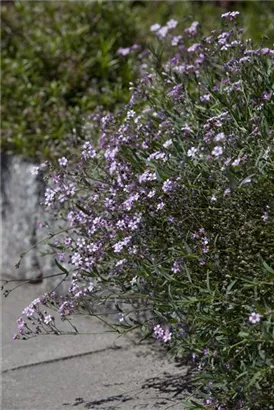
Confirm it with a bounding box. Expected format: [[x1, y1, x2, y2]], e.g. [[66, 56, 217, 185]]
[[64, 237, 72, 247], [153, 324, 172, 342], [57, 252, 65, 262], [36, 220, 45, 228], [184, 21, 199, 37], [171, 260, 182, 273], [117, 47, 130, 56], [162, 179, 175, 193], [58, 301, 75, 317]]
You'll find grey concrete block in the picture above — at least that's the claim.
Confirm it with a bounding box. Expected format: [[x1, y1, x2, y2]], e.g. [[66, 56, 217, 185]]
[[0, 154, 65, 293]]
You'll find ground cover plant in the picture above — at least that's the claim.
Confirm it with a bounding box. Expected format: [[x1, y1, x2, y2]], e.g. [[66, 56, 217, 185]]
[[1, 1, 143, 159], [3, 11, 274, 410], [143, 0, 274, 47], [1, 1, 273, 160]]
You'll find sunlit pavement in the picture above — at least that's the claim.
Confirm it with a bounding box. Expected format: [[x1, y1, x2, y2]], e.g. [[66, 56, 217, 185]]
[[1, 283, 190, 410]]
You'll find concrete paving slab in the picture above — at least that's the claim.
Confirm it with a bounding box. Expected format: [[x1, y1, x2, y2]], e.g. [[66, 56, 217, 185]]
[[1, 283, 191, 410], [1, 283, 131, 371], [2, 345, 190, 410]]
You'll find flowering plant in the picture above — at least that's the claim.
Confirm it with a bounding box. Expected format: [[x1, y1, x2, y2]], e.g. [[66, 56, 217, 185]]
[[5, 12, 274, 410]]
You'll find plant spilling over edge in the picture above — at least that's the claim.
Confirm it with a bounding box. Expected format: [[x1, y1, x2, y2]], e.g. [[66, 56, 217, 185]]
[[3, 12, 274, 410]]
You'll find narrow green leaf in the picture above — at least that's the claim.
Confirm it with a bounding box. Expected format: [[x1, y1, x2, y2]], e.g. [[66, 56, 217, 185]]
[[184, 264, 193, 283], [54, 259, 69, 276], [262, 260, 274, 277]]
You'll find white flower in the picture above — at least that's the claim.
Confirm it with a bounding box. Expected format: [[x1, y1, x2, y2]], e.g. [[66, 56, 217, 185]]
[[71, 252, 83, 267], [117, 47, 130, 56], [31, 166, 40, 176], [44, 315, 53, 325], [157, 26, 169, 38], [118, 313, 125, 323], [163, 329, 172, 343], [150, 23, 161, 32], [162, 179, 174, 193], [212, 146, 223, 157], [187, 147, 198, 158], [148, 189, 156, 198], [232, 158, 241, 167], [130, 276, 137, 286], [156, 202, 165, 211], [249, 312, 261, 324], [171, 35, 182, 46], [187, 43, 199, 53], [262, 212, 269, 222], [58, 157, 68, 167], [200, 94, 211, 102], [163, 139, 173, 149], [214, 132, 225, 142], [166, 19, 178, 29], [88, 281, 94, 292], [221, 11, 240, 20]]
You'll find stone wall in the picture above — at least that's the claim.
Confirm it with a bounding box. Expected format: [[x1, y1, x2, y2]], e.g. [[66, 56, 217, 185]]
[[0, 154, 66, 293]]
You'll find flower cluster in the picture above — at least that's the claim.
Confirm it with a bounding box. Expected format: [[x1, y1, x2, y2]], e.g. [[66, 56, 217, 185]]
[[153, 324, 172, 343], [12, 13, 274, 410]]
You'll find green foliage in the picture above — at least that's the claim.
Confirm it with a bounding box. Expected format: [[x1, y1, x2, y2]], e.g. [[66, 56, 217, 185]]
[[1, 1, 141, 159], [7, 6, 274, 409], [36, 16, 273, 408], [1, 1, 273, 160], [143, 0, 274, 45]]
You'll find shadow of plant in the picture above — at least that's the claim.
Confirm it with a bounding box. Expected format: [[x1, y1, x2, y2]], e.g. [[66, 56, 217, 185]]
[[62, 370, 193, 409], [63, 393, 132, 409], [141, 371, 194, 398]]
